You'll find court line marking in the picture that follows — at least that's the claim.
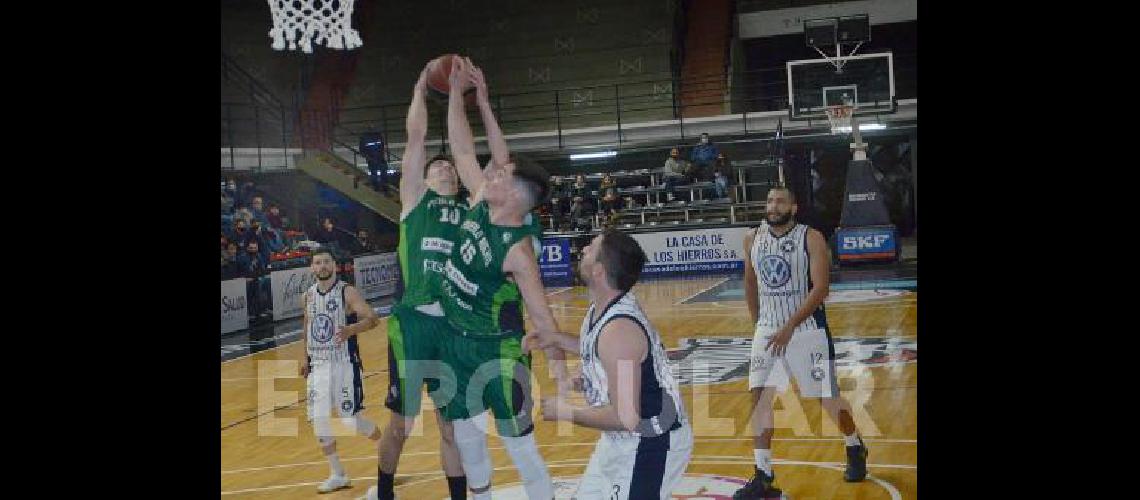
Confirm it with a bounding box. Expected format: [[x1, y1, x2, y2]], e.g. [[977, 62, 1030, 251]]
[[220, 438, 916, 475], [221, 457, 911, 496], [547, 302, 916, 313], [220, 328, 306, 365], [220, 370, 388, 431], [392, 458, 905, 498], [222, 381, 917, 431], [675, 277, 733, 305], [221, 370, 385, 382]]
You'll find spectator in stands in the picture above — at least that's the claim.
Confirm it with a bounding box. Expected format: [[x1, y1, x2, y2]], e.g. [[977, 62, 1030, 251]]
[[572, 174, 589, 198], [713, 169, 728, 199], [689, 133, 719, 181], [549, 199, 564, 230], [316, 218, 336, 241], [662, 148, 687, 199], [222, 191, 234, 214], [600, 188, 621, 215], [713, 153, 730, 199], [234, 205, 254, 226], [572, 174, 593, 214], [251, 196, 269, 225], [237, 239, 270, 318], [266, 204, 285, 229], [229, 218, 249, 243], [250, 221, 279, 260], [599, 173, 616, 192], [600, 188, 621, 228], [267, 227, 288, 255], [221, 242, 241, 280], [570, 198, 588, 231], [225, 178, 238, 199], [550, 177, 570, 229], [315, 218, 345, 255], [597, 173, 616, 210], [238, 239, 267, 275], [353, 229, 377, 254]]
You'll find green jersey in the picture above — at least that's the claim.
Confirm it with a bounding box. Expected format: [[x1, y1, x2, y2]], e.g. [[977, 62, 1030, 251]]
[[436, 200, 544, 337], [397, 189, 468, 306]]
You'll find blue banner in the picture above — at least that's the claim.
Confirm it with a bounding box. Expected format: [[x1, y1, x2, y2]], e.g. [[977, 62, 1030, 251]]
[[539, 237, 573, 286], [836, 225, 898, 262]]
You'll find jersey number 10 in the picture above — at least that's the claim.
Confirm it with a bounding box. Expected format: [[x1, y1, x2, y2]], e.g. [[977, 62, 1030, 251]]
[[438, 207, 461, 225]]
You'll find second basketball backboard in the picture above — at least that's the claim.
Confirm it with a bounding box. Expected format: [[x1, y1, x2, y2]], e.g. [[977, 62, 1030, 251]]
[[786, 52, 895, 121]]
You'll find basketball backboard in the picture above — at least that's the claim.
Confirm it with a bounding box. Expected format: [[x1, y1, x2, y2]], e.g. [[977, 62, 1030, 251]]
[[786, 52, 895, 121]]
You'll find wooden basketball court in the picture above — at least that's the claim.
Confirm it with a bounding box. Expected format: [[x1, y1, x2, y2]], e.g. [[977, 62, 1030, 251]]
[[221, 275, 917, 499]]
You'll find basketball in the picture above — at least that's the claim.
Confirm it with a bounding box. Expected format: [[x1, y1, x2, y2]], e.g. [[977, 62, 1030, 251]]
[[426, 54, 475, 100]]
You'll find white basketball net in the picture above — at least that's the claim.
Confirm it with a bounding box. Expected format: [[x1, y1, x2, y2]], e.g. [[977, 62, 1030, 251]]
[[267, 0, 362, 54], [824, 104, 854, 134]]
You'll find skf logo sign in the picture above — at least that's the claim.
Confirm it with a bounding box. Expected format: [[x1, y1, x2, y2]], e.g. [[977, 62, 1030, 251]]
[[842, 234, 890, 250], [836, 227, 896, 261]]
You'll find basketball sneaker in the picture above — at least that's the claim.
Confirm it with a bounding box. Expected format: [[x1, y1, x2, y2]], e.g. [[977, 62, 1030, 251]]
[[732, 467, 783, 499], [317, 473, 350, 493], [357, 485, 400, 500], [844, 437, 869, 482]]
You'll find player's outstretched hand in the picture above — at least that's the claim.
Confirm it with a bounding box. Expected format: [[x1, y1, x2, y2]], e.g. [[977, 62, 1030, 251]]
[[470, 63, 489, 106], [448, 56, 469, 93]]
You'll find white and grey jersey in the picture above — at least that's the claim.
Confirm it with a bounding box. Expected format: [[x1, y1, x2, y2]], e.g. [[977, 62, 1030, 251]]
[[749, 222, 827, 333], [579, 292, 688, 439], [305, 280, 361, 365]]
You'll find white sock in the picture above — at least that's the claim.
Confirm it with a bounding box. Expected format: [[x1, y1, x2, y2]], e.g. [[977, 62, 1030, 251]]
[[754, 448, 772, 475], [844, 433, 861, 447], [326, 452, 345, 477]]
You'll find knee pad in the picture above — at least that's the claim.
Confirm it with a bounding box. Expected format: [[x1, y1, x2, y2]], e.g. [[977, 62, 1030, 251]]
[[500, 434, 552, 499], [317, 435, 335, 449]]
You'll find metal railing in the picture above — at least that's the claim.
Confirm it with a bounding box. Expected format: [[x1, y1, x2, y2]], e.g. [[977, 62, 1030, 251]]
[[222, 53, 915, 172]]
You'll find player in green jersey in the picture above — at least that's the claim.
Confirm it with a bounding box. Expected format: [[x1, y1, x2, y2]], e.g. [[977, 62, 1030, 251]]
[[364, 62, 470, 500], [435, 56, 573, 500]]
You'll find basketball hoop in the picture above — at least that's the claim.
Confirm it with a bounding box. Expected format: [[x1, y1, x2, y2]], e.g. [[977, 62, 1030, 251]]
[[824, 104, 854, 134], [267, 0, 362, 54]]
